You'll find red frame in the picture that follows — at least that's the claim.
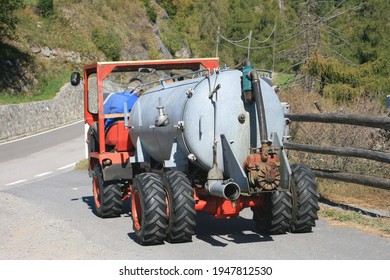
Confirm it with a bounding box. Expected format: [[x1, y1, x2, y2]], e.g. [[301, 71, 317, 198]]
[[194, 189, 265, 219]]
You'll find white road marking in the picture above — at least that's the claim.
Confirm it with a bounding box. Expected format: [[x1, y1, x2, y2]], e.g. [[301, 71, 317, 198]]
[[5, 180, 28, 186], [57, 162, 77, 170], [34, 172, 53, 178], [4, 162, 77, 187]]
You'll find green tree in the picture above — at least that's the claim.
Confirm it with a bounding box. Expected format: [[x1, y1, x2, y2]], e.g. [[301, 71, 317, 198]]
[[306, 50, 387, 100], [301, 0, 390, 100], [0, 0, 24, 40], [160, 0, 228, 58], [160, 0, 282, 67]]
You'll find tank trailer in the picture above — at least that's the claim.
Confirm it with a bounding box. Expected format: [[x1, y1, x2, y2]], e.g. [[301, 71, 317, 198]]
[[71, 58, 319, 245]]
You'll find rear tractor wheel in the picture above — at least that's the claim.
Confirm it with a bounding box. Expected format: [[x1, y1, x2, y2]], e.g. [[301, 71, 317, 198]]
[[131, 173, 168, 245], [290, 164, 319, 233], [164, 171, 196, 243], [252, 190, 292, 235], [92, 164, 123, 218]]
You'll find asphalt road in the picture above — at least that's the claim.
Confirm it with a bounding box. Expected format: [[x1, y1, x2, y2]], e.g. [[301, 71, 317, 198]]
[[0, 121, 85, 188], [0, 122, 389, 260]]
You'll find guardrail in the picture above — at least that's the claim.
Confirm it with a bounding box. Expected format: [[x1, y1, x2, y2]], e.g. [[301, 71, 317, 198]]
[[285, 113, 390, 190]]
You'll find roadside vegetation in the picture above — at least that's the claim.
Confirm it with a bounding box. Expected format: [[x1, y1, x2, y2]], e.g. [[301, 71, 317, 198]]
[[75, 159, 88, 171], [320, 207, 390, 238]]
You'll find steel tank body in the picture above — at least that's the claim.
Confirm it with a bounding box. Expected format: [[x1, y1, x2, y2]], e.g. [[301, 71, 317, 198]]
[[129, 69, 285, 172]]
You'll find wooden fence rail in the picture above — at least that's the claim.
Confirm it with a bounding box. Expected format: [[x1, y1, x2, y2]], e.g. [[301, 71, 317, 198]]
[[311, 170, 390, 190], [285, 113, 390, 189], [284, 142, 390, 164], [285, 113, 390, 130]]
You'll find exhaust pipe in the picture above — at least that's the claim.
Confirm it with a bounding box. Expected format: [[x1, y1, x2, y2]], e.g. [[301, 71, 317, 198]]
[[206, 179, 241, 201]]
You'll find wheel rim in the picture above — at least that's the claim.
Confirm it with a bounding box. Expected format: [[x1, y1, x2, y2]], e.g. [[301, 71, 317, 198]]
[[165, 190, 170, 220], [93, 174, 101, 209], [132, 189, 142, 231]]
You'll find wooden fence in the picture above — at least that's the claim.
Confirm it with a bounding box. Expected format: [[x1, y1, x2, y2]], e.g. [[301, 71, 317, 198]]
[[284, 113, 390, 190]]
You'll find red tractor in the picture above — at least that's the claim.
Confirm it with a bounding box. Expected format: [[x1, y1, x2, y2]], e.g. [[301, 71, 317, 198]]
[[71, 58, 319, 245]]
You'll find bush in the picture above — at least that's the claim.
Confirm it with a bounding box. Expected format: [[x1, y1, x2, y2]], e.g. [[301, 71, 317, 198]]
[[142, 0, 157, 23], [0, 0, 24, 39], [157, 0, 177, 17], [37, 0, 54, 17], [92, 28, 121, 61]]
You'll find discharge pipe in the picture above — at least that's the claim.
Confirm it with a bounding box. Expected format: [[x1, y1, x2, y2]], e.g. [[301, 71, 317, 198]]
[[207, 153, 241, 201], [206, 179, 241, 201]]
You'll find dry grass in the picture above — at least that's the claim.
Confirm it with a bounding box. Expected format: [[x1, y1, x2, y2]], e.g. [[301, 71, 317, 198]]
[[318, 179, 390, 210], [320, 207, 390, 238], [75, 159, 88, 170]]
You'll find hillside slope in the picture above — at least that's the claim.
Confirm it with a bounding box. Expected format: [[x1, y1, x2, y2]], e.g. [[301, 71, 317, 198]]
[[1, 0, 390, 105], [0, 0, 176, 100]]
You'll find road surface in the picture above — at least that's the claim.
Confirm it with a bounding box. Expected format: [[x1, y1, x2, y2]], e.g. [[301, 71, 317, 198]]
[[0, 121, 85, 188], [0, 122, 389, 260]]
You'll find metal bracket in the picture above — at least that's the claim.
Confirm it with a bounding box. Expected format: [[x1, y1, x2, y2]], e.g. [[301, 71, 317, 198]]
[[220, 134, 250, 193], [273, 132, 291, 189]]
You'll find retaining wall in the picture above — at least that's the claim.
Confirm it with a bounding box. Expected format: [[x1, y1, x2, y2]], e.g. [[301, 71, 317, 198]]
[[0, 83, 84, 142]]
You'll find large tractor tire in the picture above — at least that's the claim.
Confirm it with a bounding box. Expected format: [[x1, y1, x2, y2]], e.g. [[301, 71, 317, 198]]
[[164, 171, 196, 243], [88, 123, 99, 153], [92, 164, 123, 218], [290, 164, 319, 233], [252, 190, 292, 235], [131, 173, 168, 245]]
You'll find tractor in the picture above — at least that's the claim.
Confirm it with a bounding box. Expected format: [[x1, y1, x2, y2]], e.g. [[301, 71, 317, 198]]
[[71, 58, 319, 245]]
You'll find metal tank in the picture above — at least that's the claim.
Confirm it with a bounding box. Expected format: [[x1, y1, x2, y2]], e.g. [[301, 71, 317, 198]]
[[129, 69, 288, 196]]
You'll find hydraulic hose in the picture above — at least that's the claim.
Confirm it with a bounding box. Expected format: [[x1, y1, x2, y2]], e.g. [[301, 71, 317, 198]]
[[247, 70, 268, 144]]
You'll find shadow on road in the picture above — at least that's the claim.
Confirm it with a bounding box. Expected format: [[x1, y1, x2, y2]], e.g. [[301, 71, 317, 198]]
[[125, 211, 274, 247], [82, 195, 131, 218], [81, 195, 274, 246], [82, 196, 96, 215], [195, 211, 274, 246]]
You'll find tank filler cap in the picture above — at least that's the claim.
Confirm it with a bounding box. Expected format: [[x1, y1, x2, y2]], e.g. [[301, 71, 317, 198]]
[[155, 105, 170, 126]]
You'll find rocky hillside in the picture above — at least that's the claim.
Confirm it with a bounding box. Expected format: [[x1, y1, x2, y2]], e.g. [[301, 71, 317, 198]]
[[0, 0, 183, 98]]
